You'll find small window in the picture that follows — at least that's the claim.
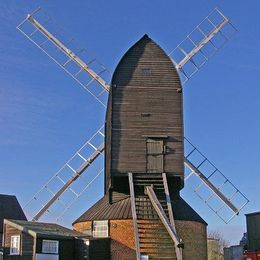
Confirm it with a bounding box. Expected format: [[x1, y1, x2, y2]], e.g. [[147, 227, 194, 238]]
[[93, 220, 108, 238], [143, 68, 151, 76], [42, 240, 59, 254], [10, 235, 20, 255]]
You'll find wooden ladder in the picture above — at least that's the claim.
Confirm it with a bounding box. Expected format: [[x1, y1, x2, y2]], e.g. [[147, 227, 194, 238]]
[[128, 173, 183, 260]]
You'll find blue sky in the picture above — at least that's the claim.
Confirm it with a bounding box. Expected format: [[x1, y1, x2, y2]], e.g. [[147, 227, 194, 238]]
[[0, 0, 260, 245]]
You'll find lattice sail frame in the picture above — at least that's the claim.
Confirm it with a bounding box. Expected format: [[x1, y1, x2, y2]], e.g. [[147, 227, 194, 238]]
[[17, 7, 248, 223], [184, 138, 249, 223], [17, 7, 111, 106], [23, 126, 105, 222], [169, 7, 237, 85]]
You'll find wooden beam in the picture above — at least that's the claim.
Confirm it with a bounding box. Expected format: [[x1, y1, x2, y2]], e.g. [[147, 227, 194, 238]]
[[128, 173, 141, 260], [146, 186, 183, 251], [162, 173, 183, 260]]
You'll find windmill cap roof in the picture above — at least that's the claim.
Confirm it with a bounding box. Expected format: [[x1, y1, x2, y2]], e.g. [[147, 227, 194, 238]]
[[111, 32, 181, 88]]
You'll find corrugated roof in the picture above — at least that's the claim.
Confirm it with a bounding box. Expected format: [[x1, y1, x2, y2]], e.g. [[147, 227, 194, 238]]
[[0, 194, 27, 233], [5, 219, 84, 239], [73, 193, 207, 225]]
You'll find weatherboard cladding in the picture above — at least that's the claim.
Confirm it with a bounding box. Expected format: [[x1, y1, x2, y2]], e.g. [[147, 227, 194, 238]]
[[105, 34, 184, 192], [73, 193, 206, 225], [3, 224, 34, 259]]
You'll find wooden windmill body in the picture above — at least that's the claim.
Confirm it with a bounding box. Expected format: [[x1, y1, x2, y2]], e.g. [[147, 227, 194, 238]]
[[106, 35, 184, 194]]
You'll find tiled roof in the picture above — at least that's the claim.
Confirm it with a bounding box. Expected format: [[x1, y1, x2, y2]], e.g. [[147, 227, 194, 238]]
[[5, 219, 84, 239], [0, 194, 27, 233], [73, 193, 207, 225]]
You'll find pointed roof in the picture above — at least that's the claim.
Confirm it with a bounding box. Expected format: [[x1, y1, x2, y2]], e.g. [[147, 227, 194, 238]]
[[111, 34, 181, 88], [0, 194, 27, 233]]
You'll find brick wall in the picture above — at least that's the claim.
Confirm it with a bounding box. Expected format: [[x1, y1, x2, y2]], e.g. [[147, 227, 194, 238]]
[[110, 220, 136, 260], [73, 219, 207, 260], [110, 220, 135, 250], [175, 220, 207, 260], [73, 221, 92, 234]]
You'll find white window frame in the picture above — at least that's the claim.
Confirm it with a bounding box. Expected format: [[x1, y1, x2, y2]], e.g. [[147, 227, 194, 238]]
[[10, 235, 20, 255], [93, 220, 108, 238], [42, 240, 59, 254]]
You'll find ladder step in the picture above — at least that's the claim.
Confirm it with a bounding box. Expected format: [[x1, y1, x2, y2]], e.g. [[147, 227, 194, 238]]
[[138, 231, 169, 236], [142, 255, 176, 259], [141, 251, 176, 256], [135, 203, 168, 207], [129, 172, 180, 260], [134, 181, 163, 184], [137, 211, 169, 216], [137, 216, 160, 220], [136, 206, 168, 210], [140, 245, 175, 249], [140, 240, 173, 244], [138, 226, 167, 231], [134, 174, 163, 177]]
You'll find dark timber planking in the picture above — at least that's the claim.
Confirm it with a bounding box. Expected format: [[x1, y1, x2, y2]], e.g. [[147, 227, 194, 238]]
[[3, 225, 34, 260], [105, 35, 184, 194]]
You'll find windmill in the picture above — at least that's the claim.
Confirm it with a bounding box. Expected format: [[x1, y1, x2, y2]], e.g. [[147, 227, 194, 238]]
[[17, 7, 249, 260]]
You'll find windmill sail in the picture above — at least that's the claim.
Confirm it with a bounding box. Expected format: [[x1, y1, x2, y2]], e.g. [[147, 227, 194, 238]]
[[184, 138, 249, 223], [169, 7, 237, 85], [17, 7, 110, 106], [23, 126, 105, 222]]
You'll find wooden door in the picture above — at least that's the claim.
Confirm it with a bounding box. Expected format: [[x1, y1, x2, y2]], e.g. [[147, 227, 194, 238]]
[[146, 138, 164, 173]]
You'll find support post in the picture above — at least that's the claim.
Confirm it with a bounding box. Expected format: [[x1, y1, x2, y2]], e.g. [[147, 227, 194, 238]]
[[162, 173, 183, 260], [146, 186, 184, 251], [128, 173, 141, 260]]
